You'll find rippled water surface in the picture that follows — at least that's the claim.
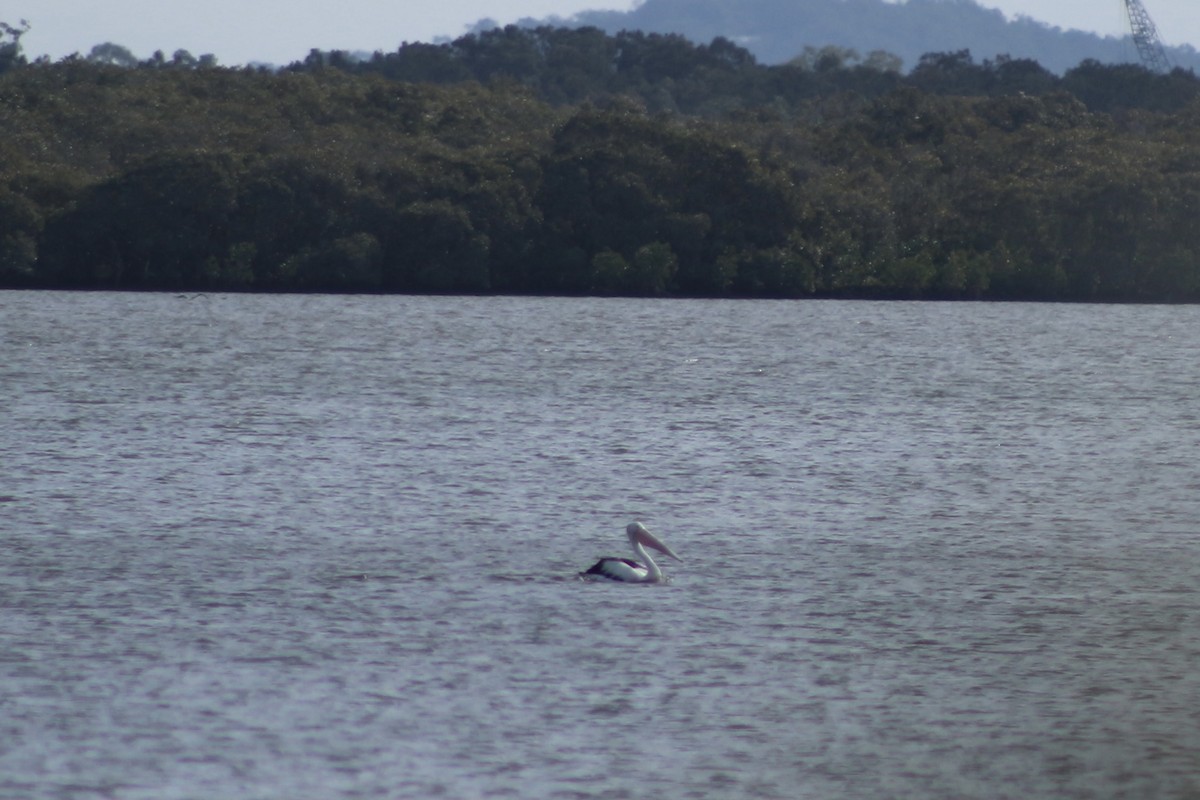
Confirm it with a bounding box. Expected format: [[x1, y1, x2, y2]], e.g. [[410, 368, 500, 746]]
[[3, 291, 1200, 799]]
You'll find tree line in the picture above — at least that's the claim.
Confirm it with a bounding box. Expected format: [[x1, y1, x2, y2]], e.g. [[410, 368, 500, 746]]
[[3, 25, 1200, 300], [310, 26, 1200, 116]]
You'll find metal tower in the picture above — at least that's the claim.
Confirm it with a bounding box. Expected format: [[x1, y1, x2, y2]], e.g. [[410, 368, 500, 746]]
[[1124, 0, 1171, 73]]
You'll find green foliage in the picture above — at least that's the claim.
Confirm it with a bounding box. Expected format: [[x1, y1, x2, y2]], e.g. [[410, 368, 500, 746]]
[[631, 242, 678, 295], [590, 250, 630, 294], [0, 186, 40, 282], [40, 153, 239, 288], [88, 43, 138, 68], [3, 33, 1200, 301], [385, 200, 491, 292], [322, 29, 1200, 117], [0, 20, 28, 74]]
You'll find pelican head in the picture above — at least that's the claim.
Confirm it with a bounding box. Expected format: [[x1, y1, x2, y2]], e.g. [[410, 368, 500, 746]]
[[626, 522, 682, 563]]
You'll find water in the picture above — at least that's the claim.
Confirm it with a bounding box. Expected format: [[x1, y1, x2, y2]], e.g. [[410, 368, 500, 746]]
[[2, 291, 1199, 799]]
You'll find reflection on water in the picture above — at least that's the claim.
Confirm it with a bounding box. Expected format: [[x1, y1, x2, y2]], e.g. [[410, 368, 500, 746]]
[[2, 291, 1199, 799]]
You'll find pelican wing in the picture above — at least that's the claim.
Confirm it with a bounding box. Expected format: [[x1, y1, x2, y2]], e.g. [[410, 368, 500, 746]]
[[580, 558, 648, 582]]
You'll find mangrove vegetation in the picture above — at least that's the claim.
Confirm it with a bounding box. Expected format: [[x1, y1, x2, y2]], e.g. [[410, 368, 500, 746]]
[[4, 26, 1200, 300]]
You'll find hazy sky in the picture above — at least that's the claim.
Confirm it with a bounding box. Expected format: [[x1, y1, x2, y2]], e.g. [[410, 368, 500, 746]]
[[12, 0, 1198, 67]]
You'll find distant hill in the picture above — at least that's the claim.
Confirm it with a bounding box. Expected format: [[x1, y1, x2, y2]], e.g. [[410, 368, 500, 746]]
[[488, 0, 1200, 74]]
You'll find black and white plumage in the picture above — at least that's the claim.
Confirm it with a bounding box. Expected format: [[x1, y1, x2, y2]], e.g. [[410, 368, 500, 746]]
[[579, 522, 682, 583]]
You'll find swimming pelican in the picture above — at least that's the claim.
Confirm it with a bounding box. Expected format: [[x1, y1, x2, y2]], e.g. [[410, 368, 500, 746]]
[[579, 522, 682, 583]]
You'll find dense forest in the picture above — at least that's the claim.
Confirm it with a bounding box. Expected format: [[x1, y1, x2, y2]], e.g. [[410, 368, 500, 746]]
[[4, 24, 1200, 300]]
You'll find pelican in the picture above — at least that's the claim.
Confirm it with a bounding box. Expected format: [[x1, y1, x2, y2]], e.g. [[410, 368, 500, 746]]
[[579, 522, 682, 583]]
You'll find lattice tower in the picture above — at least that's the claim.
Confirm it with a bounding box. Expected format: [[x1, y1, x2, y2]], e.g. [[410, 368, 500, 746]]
[[1124, 0, 1171, 73]]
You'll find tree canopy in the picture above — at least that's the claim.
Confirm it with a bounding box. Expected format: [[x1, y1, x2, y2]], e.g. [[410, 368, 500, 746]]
[[3, 26, 1200, 301]]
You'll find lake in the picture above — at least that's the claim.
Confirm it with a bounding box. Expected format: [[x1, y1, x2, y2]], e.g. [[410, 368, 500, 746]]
[[2, 291, 1199, 799]]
